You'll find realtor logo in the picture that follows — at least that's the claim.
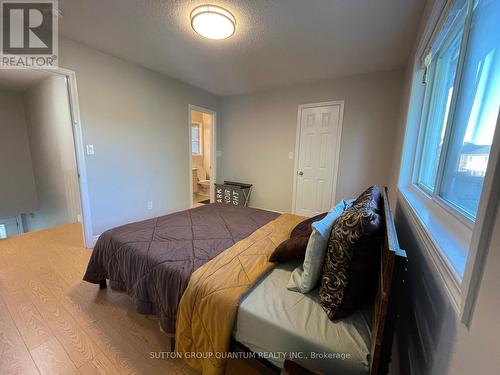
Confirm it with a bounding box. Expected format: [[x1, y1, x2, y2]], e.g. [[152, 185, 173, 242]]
[[0, 0, 58, 68]]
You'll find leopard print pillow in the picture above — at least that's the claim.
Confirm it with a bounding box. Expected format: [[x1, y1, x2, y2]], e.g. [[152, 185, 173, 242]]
[[319, 186, 382, 320]]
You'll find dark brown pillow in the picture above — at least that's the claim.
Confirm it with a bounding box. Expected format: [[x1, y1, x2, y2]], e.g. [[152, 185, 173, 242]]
[[269, 235, 310, 263], [291, 212, 327, 237], [269, 212, 327, 263], [319, 186, 382, 320]]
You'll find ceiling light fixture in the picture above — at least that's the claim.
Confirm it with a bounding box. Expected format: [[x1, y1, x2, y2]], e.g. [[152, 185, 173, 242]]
[[190, 5, 236, 40]]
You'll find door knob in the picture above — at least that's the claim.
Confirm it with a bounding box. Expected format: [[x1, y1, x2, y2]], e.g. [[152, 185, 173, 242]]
[[298, 171, 304, 176]]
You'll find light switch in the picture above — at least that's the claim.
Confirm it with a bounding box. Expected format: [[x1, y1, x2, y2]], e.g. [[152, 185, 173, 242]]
[[86, 144, 95, 155], [288, 151, 294, 160], [147, 201, 153, 210], [216, 150, 222, 157]]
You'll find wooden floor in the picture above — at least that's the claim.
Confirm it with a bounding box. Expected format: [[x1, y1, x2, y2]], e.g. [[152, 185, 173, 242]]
[[0, 223, 200, 375]]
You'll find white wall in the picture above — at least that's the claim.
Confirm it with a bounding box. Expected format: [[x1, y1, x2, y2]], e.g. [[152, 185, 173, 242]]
[[23, 75, 81, 232], [0, 89, 38, 217], [59, 39, 221, 236], [218, 70, 404, 211]]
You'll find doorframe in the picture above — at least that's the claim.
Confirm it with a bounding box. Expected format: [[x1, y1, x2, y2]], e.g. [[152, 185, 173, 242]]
[[32, 67, 93, 248], [188, 104, 217, 208], [291, 100, 344, 215]]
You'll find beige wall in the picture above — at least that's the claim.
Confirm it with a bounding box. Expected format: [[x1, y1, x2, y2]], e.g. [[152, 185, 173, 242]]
[[59, 39, 220, 235], [218, 70, 404, 211], [0, 89, 38, 217], [23, 75, 81, 232]]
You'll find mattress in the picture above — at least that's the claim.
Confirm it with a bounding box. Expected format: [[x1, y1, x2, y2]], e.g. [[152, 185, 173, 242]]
[[83, 203, 279, 333], [234, 261, 372, 374]]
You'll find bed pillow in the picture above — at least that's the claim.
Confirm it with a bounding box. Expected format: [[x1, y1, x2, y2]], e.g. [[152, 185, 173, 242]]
[[319, 186, 383, 320], [290, 212, 327, 237], [287, 200, 351, 293], [269, 212, 326, 263], [269, 235, 310, 263], [314, 199, 354, 237]]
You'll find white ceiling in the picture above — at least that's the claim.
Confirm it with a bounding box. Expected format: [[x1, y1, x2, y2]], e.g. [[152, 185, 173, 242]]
[[0, 70, 51, 91], [59, 0, 425, 96]]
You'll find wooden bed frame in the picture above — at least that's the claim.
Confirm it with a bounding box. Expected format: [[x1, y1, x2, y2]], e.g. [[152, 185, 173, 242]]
[[230, 186, 408, 375]]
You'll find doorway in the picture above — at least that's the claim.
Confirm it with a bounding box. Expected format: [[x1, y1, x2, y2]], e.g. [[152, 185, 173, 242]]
[[0, 68, 92, 247], [189, 105, 216, 208], [292, 101, 344, 217]]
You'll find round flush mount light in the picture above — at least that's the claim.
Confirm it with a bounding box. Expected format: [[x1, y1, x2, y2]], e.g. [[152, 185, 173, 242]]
[[190, 5, 236, 40]]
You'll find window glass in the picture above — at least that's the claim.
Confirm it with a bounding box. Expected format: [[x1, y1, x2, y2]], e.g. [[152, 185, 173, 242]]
[[417, 16, 465, 191], [192, 124, 200, 154], [439, 0, 500, 217]]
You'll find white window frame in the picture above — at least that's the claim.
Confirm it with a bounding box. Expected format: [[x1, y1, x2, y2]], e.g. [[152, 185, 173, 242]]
[[412, 0, 476, 227], [399, 0, 500, 326], [191, 121, 202, 156]]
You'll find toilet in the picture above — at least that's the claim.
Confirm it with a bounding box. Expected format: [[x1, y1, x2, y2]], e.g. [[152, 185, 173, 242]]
[[196, 166, 211, 196]]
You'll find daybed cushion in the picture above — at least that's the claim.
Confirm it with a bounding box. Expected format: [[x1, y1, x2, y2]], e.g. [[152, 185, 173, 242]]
[[234, 261, 371, 375], [319, 186, 382, 320]]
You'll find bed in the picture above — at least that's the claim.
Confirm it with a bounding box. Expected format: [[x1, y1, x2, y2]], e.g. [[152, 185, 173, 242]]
[[83, 203, 278, 333], [84, 187, 406, 375]]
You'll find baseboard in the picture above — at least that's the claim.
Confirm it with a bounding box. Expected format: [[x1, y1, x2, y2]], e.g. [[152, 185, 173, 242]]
[[248, 205, 284, 214]]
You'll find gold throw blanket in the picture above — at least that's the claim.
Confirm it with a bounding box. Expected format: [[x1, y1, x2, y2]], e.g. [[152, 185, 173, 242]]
[[175, 213, 304, 374]]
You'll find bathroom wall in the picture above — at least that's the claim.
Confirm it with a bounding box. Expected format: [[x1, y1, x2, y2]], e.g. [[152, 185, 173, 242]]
[[191, 110, 212, 180], [191, 110, 204, 172], [202, 112, 212, 180]]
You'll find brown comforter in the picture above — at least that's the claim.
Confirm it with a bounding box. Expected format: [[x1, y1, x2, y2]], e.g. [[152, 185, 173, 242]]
[[83, 203, 279, 333]]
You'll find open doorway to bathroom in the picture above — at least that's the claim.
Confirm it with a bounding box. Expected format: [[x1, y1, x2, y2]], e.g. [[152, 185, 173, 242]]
[[189, 105, 216, 208]]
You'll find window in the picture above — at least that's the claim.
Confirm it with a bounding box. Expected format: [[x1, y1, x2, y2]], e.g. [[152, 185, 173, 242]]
[[415, 0, 499, 220], [192, 123, 201, 155], [0, 224, 6, 239]]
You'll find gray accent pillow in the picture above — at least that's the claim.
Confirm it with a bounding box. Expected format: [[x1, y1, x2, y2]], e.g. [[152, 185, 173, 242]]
[[287, 200, 351, 293], [287, 228, 326, 293]]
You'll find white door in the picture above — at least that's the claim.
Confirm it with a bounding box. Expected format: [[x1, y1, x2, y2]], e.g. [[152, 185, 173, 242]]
[[294, 103, 343, 217]]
